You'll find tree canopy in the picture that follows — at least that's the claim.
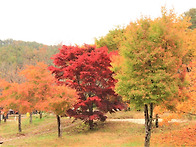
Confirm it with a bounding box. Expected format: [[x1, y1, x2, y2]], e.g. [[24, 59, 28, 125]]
[[49, 44, 124, 129], [113, 7, 195, 147], [184, 8, 196, 29], [95, 27, 125, 52]]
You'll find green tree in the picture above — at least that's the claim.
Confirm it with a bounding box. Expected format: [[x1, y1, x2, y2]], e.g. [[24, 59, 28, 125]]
[[95, 26, 125, 52], [114, 8, 193, 147], [184, 8, 196, 29]]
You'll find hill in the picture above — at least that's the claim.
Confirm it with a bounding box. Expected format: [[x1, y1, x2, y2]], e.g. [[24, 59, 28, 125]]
[[0, 39, 59, 83]]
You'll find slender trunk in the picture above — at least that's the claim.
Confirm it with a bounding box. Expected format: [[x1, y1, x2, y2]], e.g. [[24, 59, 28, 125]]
[[3, 114, 7, 122], [155, 114, 159, 128], [89, 104, 94, 130], [144, 103, 153, 147], [18, 113, 22, 132], [56, 115, 61, 137], [39, 111, 42, 119], [89, 120, 93, 130], [0, 111, 1, 123], [3, 117, 6, 122], [30, 112, 32, 124]]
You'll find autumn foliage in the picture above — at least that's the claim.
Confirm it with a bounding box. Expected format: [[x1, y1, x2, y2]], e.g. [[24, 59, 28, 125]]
[[112, 7, 195, 147], [20, 62, 77, 116], [176, 60, 196, 115], [0, 62, 77, 135], [0, 62, 77, 116], [0, 82, 31, 115], [153, 124, 196, 146], [49, 44, 124, 129], [153, 60, 196, 124], [0, 6, 195, 145]]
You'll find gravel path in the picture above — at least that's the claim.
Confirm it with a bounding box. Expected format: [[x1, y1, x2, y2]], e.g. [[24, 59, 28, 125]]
[[107, 119, 188, 124]]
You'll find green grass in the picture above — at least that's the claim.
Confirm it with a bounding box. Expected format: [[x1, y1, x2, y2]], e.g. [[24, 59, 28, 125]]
[[0, 111, 195, 147]]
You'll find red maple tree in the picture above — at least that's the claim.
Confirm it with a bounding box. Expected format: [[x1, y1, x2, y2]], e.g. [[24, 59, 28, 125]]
[[49, 44, 124, 129]]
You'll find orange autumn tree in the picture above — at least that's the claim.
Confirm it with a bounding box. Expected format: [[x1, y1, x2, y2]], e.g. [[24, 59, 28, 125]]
[[48, 85, 77, 137], [0, 78, 10, 121], [153, 61, 196, 146], [153, 22, 196, 125], [175, 29, 196, 117], [176, 60, 196, 116], [0, 81, 31, 132], [153, 61, 196, 125], [19, 62, 54, 119], [19, 62, 77, 137]]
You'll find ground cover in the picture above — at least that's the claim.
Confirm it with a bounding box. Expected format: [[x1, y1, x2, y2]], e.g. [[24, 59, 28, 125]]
[[0, 111, 195, 147]]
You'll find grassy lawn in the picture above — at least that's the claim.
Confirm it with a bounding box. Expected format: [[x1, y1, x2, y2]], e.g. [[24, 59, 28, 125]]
[[0, 111, 195, 147]]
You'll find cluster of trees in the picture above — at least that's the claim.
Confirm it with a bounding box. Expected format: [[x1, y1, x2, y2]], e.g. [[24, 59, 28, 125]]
[[0, 39, 59, 83], [0, 44, 124, 137], [95, 7, 196, 146], [0, 7, 195, 146], [0, 62, 77, 137]]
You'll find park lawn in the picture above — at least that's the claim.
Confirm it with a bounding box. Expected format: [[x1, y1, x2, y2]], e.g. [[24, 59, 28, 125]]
[[2, 121, 145, 147], [0, 112, 195, 147]]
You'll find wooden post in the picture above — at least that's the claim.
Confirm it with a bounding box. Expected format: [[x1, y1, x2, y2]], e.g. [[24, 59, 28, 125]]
[[30, 112, 32, 124], [18, 113, 22, 132], [155, 114, 159, 128], [0, 110, 1, 123]]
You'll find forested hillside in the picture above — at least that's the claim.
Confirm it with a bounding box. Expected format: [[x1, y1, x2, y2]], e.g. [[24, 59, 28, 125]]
[[0, 39, 59, 83]]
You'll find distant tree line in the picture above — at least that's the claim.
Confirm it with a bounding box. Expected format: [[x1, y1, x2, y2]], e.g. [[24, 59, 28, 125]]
[[0, 39, 60, 83]]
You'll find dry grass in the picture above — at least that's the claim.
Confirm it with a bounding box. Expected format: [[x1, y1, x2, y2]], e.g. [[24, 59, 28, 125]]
[[0, 112, 195, 147], [106, 110, 144, 119], [1, 120, 145, 147]]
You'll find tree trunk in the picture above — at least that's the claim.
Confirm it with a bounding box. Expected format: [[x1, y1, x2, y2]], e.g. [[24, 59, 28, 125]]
[[155, 114, 159, 128], [39, 111, 42, 119], [89, 119, 93, 130], [3, 117, 6, 122], [3, 114, 7, 122], [0, 110, 1, 123], [144, 103, 153, 147], [30, 112, 32, 124], [56, 115, 61, 137], [18, 113, 22, 132], [89, 104, 94, 130]]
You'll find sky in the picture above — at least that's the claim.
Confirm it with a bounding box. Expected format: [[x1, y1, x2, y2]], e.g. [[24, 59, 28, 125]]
[[0, 0, 195, 46]]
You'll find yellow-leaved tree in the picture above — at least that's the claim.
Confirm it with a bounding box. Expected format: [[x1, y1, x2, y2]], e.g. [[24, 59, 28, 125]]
[[113, 7, 194, 147]]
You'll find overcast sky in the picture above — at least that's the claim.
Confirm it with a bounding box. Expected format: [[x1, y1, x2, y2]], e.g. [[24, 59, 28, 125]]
[[0, 0, 195, 45]]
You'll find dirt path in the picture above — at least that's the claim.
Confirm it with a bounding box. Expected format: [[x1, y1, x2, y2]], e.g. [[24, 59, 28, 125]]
[[107, 118, 188, 124]]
